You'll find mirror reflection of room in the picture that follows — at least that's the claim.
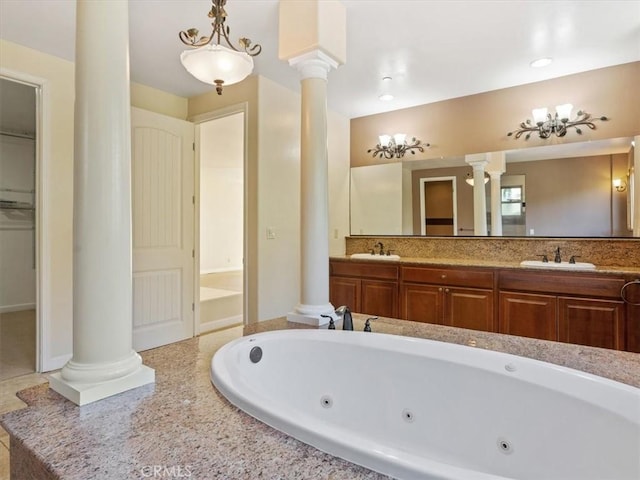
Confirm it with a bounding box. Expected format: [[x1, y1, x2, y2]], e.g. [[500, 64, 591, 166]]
[[350, 137, 635, 238]]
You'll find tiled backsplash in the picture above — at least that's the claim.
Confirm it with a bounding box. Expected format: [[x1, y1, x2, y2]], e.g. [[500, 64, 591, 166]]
[[345, 237, 640, 268]]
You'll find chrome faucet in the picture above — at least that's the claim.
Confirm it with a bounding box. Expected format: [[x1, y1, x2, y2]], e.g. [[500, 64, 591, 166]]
[[335, 305, 353, 331]]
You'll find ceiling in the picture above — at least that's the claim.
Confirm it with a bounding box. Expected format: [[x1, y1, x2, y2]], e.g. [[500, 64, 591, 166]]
[[0, 0, 639, 120]]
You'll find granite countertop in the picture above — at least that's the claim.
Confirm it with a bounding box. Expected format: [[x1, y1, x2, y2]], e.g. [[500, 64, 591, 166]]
[[2, 316, 640, 479], [330, 255, 640, 275]]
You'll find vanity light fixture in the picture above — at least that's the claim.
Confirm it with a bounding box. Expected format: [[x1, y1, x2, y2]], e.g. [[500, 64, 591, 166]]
[[613, 178, 627, 193], [508, 104, 608, 140], [179, 0, 261, 95], [367, 134, 430, 159]]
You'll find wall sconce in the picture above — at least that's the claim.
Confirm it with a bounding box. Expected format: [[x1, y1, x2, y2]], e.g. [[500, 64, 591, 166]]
[[367, 134, 430, 159], [613, 178, 627, 192], [508, 104, 608, 140], [465, 172, 489, 186]]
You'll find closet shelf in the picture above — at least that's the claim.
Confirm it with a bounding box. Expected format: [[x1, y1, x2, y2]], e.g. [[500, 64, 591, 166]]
[[0, 200, 34, 211]]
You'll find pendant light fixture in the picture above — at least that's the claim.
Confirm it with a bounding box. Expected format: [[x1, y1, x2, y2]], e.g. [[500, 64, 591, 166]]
[[179, 0, 261, 95]]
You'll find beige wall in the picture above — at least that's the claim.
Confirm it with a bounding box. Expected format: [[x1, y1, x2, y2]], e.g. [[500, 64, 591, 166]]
[[0, 40, 188, 370], [351, 62, 640, 168], [189, 75, 351, 322]]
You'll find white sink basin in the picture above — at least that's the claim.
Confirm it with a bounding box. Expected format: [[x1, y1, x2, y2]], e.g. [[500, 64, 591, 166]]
[[351, 253, 401, 261], [520, 260, 596, 271]]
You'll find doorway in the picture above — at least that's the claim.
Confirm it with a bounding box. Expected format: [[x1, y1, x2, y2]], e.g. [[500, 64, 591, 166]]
[[419, 176, 457, 236], [197, 112, 245, 333], [0, 77, 37, 380]]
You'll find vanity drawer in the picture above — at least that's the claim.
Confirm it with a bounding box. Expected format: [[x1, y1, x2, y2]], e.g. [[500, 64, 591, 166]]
[[330, 261, 399, 280], [401, 266, 494, 288], [499, 270, 624, 298]]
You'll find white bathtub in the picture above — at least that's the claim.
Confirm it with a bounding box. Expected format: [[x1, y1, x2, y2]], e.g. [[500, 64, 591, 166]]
[[211, 330, 640, 480]]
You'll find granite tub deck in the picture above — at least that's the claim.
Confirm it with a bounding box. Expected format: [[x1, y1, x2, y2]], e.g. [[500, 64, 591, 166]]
[[2, 319, 640, 480]]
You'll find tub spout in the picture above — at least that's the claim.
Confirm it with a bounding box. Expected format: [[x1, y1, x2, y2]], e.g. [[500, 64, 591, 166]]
[[335, 305, 353, 331]]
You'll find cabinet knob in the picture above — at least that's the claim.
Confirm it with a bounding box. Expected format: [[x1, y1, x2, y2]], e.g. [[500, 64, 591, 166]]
[[441, 274, 446, 279], [445, 288, 450, 293], [438, 287, 443, 292]]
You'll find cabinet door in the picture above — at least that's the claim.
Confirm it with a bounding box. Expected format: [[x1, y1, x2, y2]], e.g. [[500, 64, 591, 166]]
[[445, 287, 494, 332], [329, 277, 361, 312], [499, 292, 557, 341], [400, 284, 443, 324], [558, 297, 625, 350], [362, 280, 398, 318]]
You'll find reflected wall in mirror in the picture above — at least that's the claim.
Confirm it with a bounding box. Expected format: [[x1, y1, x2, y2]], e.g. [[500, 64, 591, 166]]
[[350, 137, 636, 237]]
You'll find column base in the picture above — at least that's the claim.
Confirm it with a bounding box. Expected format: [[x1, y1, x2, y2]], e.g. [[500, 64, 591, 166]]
[[286, 311, 337, 327], [49, 365, 155, 406], [287, 302, 335, 326]]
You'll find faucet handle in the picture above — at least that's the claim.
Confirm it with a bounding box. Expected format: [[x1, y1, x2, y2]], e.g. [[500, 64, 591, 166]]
[[364, 316, 378, 332], [386, 249, 395, 256], [321, 314, 335, 330], [569, 255, 581, 264], [537, 254, 549, 263]]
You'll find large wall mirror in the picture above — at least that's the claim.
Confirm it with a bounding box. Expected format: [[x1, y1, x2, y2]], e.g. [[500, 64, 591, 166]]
[[350, 137, 636, 237]]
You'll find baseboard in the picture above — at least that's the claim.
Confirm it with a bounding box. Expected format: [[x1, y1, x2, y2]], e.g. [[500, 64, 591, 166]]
[[200, 315, 243, 334], [0, 302, 36, 314], [42, 353, 72, 373], [200, 267, 243, 275]]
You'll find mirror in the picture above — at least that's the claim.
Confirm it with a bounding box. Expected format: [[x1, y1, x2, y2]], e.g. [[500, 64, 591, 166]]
[[350, 137, 635, 237]]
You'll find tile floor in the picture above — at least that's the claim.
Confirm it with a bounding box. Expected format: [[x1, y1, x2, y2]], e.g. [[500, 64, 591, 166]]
[[0, 310, 36, 382]]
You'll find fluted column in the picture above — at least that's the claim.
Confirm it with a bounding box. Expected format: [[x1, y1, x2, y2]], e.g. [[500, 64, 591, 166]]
[[49, 0, 154, 405], [286, 51, 338, 326]]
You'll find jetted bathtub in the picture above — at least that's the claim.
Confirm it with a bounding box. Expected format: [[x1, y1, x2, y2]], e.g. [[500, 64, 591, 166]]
[[211, 330, 640, 480]]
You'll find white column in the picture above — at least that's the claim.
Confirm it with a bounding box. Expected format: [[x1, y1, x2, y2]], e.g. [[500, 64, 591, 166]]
[[489, 172, 503, 236], [486, 151, 506, 237], [634, 135, 640, 237], [465, 156, 489, 236], [49, 0, 154, 405], [286, 51, 339, 326]]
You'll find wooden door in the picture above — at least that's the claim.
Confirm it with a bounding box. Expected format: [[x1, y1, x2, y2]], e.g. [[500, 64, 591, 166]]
[[558, 297, 625, 350], [499, 292, 557, 341], [361, 279, 398, 318], [131, 107, 195, 351], [445, 287, 494, 332], [400, 283, 443, 324]]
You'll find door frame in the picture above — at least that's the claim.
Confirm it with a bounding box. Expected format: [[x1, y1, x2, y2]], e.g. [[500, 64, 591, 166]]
[[419, 176, 458, 236], [1, 68, 49, 373], [190, 102, 248, 333]]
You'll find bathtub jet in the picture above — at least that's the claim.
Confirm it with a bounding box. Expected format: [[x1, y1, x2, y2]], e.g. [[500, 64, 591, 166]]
[[211, 330, 640, 480]]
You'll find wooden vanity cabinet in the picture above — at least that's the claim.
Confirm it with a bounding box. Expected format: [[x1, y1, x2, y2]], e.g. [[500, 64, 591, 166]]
[[399, 266, 495, 332], [329, 261, 398, 318], [498, 270, 626, 350]]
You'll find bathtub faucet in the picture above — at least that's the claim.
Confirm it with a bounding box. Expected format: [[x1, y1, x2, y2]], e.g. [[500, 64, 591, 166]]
[[335, 305, 353, 331]]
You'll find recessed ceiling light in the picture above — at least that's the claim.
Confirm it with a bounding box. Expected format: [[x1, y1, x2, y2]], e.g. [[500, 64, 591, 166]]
[[530, 57, 553, 68], [379, 76, 393, 101]]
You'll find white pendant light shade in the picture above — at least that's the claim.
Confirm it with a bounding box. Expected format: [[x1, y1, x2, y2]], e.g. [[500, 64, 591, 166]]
[[180, 44, 254, 86]]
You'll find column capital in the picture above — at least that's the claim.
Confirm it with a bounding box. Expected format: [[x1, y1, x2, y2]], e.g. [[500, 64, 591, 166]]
[[288, 50, 339, 81]]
